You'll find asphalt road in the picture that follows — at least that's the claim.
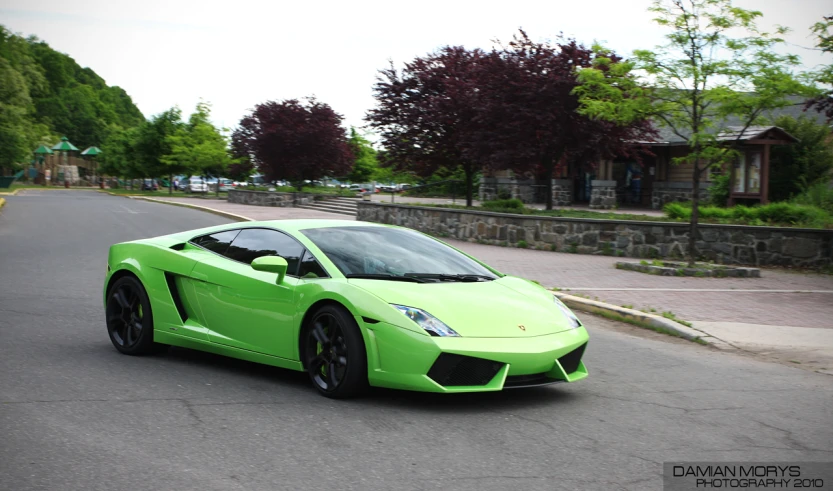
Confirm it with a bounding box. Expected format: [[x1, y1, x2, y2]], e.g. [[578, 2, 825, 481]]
[[1, 190, 831, 491]]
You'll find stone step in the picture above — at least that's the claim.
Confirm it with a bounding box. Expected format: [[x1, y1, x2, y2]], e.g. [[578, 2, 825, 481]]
[[313, 201, 358, 210], [295, 204, 357, 216]]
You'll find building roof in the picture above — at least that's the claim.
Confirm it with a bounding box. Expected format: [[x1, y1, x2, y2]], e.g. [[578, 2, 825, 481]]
[[648, 96, 828, 145]]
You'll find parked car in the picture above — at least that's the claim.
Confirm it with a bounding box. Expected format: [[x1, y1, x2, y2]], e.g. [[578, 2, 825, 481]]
[[184, 177, 208, 193], [218, 178, 235, 192], [142, 179, 158, 191]]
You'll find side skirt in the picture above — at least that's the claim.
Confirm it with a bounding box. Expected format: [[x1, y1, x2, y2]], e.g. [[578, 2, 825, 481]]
[[154, 330, 304, 372]]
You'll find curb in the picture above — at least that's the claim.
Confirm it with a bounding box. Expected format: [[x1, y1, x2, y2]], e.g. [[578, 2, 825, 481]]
[[0, 189, 20, 196], [128, 196, 253, 223], [553, 292, 733, 348]]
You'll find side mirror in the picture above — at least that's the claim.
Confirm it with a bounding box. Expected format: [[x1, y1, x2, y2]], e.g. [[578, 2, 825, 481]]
[[251, 256, 288, 284]]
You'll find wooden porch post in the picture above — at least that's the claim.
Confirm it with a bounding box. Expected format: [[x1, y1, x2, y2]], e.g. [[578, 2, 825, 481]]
[[761, 144, 770, 205]]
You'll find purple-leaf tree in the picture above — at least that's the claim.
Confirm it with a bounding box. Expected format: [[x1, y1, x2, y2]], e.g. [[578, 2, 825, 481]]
[[474, 30, 656, 209], [236, 98, 353, 190], [366, 47, 489, 206]]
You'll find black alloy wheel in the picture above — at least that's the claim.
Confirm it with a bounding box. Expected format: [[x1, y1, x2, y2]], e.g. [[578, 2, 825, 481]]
[[304, 305, 368, 398], [106, 275, 162, 355]]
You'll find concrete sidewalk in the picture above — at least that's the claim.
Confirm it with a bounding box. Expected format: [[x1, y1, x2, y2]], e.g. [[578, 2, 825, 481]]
[[132, 195, 833, 373]]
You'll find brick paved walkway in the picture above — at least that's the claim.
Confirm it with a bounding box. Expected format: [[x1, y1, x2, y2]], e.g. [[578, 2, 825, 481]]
[[143, 197, 833, 330]]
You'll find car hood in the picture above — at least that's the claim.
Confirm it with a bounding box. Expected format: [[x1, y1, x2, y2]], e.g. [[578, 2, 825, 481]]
[[349, 276, 577, 337]]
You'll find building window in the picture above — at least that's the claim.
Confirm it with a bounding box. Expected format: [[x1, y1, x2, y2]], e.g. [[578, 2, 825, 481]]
[[746, 152, 761, 194], [733, 150, 762, 195], [733, 157, 746, 193]]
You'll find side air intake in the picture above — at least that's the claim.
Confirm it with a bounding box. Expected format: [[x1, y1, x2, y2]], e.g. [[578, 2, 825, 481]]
[[164, 273, 188, 322]]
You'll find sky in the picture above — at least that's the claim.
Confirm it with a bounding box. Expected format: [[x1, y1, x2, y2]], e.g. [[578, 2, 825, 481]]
[[1, 0, 830, 137]]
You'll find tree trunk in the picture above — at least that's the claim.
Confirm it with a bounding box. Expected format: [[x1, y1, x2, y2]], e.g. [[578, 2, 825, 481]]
[[169, 174, 173, 195], [543, 160, 554, 210], [464, 167, 474, 207], [542, 151, 562, 210], [688, 161, 702, 267]]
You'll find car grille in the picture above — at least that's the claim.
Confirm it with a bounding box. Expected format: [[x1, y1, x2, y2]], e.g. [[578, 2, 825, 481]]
[[558, 343, 587, 374], [427, 353, 504, 387]]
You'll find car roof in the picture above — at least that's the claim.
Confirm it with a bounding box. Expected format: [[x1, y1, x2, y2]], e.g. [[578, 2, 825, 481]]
[[181, 219, 391, 237]]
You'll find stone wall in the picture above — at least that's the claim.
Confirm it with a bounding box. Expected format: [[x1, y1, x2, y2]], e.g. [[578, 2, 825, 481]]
[[356, 202, 832, 267], [552, 179, 572, 206], [228, 189, 316, 207], [652, 182, 710, 210], [480, 178, 570, 205], [589, 180, 616, 209]]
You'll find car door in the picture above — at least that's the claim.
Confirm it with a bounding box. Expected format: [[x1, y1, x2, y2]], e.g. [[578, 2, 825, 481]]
[[190, 228, 304, 360]]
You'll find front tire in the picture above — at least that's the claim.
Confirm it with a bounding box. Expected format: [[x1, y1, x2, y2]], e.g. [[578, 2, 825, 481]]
[[303, 305, 368, 398], [105, 275, 162, 355]]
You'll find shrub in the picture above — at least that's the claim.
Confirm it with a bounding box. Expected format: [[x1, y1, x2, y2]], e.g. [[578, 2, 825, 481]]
[[482, 198, 525, 210], [708, 173, 731, 207], [663, 201, 832, 228], [663, 202, 690, 219], [791, 182, 833, 214]]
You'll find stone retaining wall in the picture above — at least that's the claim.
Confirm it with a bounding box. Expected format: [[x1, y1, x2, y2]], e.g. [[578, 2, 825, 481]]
[[652, 182, 710, 210], [356, 202, 832, 267], [228, 189, 316, 207]]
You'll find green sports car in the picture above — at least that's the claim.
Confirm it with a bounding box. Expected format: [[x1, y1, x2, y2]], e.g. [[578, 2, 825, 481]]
[[103, 219, 589, 398]]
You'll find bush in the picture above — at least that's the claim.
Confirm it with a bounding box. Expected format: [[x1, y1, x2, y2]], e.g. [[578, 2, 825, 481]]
[[663, 201, 832, 228], [663, 202, 690, 219], [708, 173, 731, 207], [481, 198, 525, 210], [791, 182, 833, 214]]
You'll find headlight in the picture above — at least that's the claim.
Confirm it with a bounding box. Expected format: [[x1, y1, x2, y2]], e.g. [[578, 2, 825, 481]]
[[391, 305, 459, 337], [553, 296, 582, 329]]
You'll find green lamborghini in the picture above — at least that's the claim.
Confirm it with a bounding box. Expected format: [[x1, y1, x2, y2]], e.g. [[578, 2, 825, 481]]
[[103, 219, 589, 398]]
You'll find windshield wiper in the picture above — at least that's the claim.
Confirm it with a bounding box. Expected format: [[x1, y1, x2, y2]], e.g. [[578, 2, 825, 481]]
[[403, 273, 495, 282], [345, 274, 427, 283]]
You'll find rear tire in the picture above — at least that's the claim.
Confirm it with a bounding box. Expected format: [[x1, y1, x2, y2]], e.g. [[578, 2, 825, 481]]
[[303, 305, 368, 399], [106, 275, 164, 355]]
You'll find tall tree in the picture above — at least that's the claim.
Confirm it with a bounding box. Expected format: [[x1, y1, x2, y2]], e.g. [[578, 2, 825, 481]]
[[768, 115, 833, 201], [235, 98, 353, 191], [346, 127, 378, 183], [806, 15, 833, 121], [133, 107, 184, 180], [575, 0, 814, 265], [163, 102, 233, 190], [99, 126, 141, 181], [475, 32, 655, 209], [367, 47, 488, 206]]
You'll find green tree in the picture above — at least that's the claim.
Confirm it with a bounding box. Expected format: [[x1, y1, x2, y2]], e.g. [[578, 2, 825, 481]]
[[575, 0, 815, 265], [131, 107, 183, 185], [99, 126, 141, 183], [346, 128, 378, 182], [768, 115, 833, 201], [162, 102, 234, 195], [0, 57, 33, 171], [806, 16, 832, 121]]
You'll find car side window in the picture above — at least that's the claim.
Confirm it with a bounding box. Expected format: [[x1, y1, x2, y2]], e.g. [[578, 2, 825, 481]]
[[224, 228, 303, 275], [298, 250, 328, 279], [191, 230, 240, 255]]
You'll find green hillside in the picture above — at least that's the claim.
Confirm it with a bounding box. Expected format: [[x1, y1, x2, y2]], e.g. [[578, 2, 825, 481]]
[[0, 25, 145, 170]]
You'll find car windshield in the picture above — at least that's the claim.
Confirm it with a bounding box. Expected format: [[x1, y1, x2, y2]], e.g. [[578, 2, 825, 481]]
[[301, 226, 498, 280]]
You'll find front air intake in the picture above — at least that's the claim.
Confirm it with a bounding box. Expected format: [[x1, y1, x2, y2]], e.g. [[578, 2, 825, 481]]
[[427, 353, 504, 387], [558, 343, 587, 374]]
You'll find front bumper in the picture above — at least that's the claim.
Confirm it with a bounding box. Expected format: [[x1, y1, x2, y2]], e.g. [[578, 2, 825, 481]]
[[362, 320, 589, 393]]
